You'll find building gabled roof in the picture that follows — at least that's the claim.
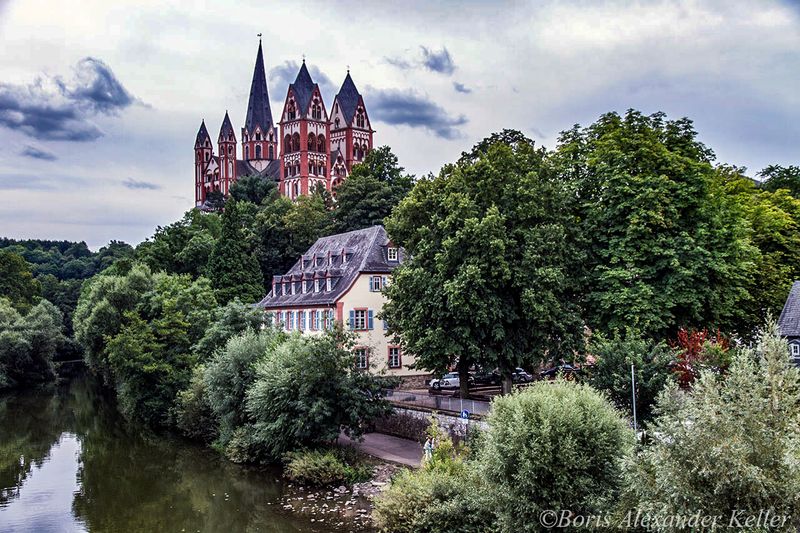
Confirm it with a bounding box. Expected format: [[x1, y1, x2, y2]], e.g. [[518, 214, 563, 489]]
[[218, 111, 235, 141], [195, 120, 211, 148], [256, 225, 403, 309], [244, 41, 274, 134], [335, 72, 361, 126], [779, 281, 800, 337], [290, 61, 317, 117], [236, 159, 281, 181]]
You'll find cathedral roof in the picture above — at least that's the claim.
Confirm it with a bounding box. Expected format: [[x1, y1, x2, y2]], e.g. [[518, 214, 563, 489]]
[[194, 120, 211, 148], [290, 61, 317, 117], [335, 72, 361, 126], [236, 159, 281, 181], [218, 111, 235, 141], [244, 41, 274, 134]]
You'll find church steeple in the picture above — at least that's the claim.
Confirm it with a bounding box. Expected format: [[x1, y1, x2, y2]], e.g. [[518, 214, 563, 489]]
[[218, 111, 237, 196], [330, 71, 373, 178], [194, 120, 213, 207], [242, 39, 277, 167]]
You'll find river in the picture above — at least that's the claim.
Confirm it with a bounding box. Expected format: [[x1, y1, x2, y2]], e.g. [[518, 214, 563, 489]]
[[0, 370, 368, 532]]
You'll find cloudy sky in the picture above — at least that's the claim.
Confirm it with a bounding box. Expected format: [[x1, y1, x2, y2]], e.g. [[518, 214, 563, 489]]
[[0, 0, 798, 248]]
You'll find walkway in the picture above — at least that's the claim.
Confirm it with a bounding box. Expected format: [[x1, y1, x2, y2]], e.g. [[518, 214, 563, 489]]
[[339, 432, 422, 468]]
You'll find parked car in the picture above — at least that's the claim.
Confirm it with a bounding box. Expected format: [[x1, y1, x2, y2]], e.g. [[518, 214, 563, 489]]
[[512, 368, 534, 383], [471, 369, 501, 385], [429, 372, 473, 390], [539, 364, 580, 380]]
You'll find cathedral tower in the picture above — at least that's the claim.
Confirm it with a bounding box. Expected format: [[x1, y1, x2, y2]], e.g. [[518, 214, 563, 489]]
[[329, 71, 373, 190], [242, 40, 277, 171], [218, 111, 237, 196], [279, 61, 330, 198], [194, 120, 213, 206]]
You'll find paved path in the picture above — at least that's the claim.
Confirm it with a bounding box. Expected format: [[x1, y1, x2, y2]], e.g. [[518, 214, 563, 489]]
[[339, 432, 422, 468]]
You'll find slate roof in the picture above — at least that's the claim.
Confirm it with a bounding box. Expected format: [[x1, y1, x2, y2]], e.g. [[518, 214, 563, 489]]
[[218, 111, 235, 141], [256, 225, 404, 309], [335, 72, 361, 126], [290, 61, 317, 117], [244, 41, 274, 134], [194, 120, 211, 148], [236, 159, 281, 181], [779, 281, 800, 337]]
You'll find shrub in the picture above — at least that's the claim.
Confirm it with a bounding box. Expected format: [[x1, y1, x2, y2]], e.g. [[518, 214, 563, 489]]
[[587, 331, 674, 423], [173, 364, 218, 443], [283, 447, 371, 486], [621, 321, 800, 529], [0, 298, 64, 389], [478, 379, 633, 532], [244, 329, 393, 461]]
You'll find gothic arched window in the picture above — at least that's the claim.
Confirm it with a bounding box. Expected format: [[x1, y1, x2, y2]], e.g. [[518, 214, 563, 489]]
[[288, 101, 297, 120], [284, 135, 291, 153], [292, 133, 300, 152], [245, 146, 249, 159], [268, 145, 274, 159], [256, 132, 262, 141], [308, 133, 317, 152], [317, 135, 325, 152], [256, 145, 262, 159], [356, 110, 365, 128]]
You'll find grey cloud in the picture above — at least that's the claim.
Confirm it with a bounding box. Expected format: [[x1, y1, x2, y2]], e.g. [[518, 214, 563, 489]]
[[269, 60, 336, 102], [122, 177, 161, 190], [0, 172, 87, 191], [20, 145, 57, 161], [0, 57, 137, 142], [453, 82, 472, 94], [421, 46, 455, 75], [365, 87, 467, 140], [386, 46, 457, 75]]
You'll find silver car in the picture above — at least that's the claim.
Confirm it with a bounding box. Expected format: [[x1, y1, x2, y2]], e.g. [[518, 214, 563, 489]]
[[429, 372, 461, 390]]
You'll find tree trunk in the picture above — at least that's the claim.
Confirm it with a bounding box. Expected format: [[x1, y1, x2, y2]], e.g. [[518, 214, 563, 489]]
[[458, 359, 471, 399], [501, 371, 513, 395]]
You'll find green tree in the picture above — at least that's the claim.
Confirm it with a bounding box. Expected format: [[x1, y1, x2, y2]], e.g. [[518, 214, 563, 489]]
[[136, 210, 221, 278], [0, 250, 41, 312], [554, 110, 756, 339], [0, 298, 65, 389], [480, 380, 633, 532], [206, 200, 265, 304], [622, 322, 800, 530], [760, 164, 800, 198], [244, 329, 393, 461], [333, 146, 413, 232], [191, 299, 272, 359], [587, 332, 674, 423], [229, 174, 277, 205], [383, 131, 584, 394]]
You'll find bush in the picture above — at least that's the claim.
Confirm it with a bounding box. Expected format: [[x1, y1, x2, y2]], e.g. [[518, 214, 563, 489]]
[[0, 298, 64, 389], [244, 329, 393, 461], [479, 379, 633, 532], [173, 364, 218, 443], [621, 321, 800, 529], [587, 331, 674, 423], [283, 447, 371, 486]]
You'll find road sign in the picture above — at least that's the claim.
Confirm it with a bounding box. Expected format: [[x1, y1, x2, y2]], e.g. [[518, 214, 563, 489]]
[[461, 409, 470, 420]]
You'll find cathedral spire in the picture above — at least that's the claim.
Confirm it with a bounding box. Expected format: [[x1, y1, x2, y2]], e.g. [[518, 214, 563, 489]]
[[335, 72, 362, 126], [219, 111, 235, 141], [244, 40, 274, 134], [194, 120, 211, 148]]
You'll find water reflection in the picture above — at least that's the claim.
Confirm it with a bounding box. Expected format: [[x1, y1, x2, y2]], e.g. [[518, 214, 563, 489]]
[[0, 372, 350, 532]]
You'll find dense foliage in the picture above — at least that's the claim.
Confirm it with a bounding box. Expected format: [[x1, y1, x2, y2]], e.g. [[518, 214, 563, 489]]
[[332, 145, 414, 233], [0, 250, 41, 313], [587, 332, 674, 423], [0, 298, 66, 390], [283, 447, 372, 486], [760, 164, 800, 198], [621, 323, 800, 529], [384, 130, 583, 394]]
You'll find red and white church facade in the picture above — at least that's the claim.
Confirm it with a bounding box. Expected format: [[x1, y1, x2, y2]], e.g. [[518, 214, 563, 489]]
[[193, 40, 374, 207]]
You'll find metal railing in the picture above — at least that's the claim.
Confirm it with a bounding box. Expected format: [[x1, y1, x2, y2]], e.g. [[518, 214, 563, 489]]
[[386, 390, 491, 416]]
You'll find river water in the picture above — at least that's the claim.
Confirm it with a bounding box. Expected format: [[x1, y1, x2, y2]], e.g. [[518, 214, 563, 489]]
[[0, 371, 364, 533]]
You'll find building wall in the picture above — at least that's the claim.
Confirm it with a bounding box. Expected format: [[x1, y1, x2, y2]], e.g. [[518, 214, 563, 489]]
[[268, 272, 421, 377]]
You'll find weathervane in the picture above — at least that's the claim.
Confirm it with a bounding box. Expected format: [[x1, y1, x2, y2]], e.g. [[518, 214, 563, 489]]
[[302, 53, 306, 63], [257, 33, 262, 41]]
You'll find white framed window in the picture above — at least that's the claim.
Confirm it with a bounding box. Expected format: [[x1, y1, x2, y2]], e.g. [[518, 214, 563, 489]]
[[352, 309, 367, 330], [370, 276, 383, 292], [316, 279, 324, 292], [312, 310, 319, 330], [792, 343, 800, 357], [388, 346, 401, 369], [355, 347, 369, 370], [387, 247, 398, 261]]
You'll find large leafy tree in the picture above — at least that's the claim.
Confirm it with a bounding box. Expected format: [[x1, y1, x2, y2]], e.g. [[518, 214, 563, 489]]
[[206, 199, 265, 304], [229, 174, 277, 205], [0, 250, 41, 313], [136, 210, 221, 278], [760, 164, 800, 198], [383, 131, 584, 394], [554, 110, 756, 339], [333, 146, 413, 232]]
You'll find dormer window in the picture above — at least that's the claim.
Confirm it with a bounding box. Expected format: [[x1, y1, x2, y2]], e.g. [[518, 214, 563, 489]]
[[792, 343, 800, 363], [316, 279, 324, 292], [388, 247, 398, 261], [326, 277, 332, 291]]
